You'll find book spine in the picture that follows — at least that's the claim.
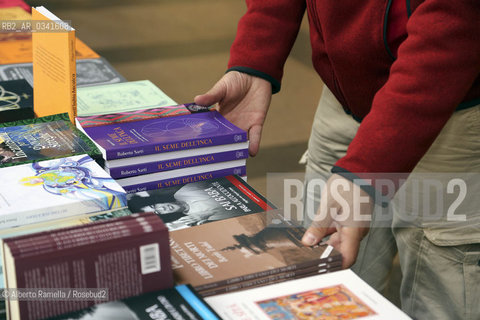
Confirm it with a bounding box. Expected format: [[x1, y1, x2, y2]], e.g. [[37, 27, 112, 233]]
[[194, 256, 342, 292], [109, 149, 249, 178], [122, 166, 247, 194], [200, 264, 343, 297], [106, 132, 248, 160]]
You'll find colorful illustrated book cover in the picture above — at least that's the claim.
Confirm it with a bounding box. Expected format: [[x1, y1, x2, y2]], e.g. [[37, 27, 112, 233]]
[[0, 79, 33, 123], [0, 154, 127, 230], [83, 110, 247, 160], [205, 270, 412, 320], [76, 103, 210, 128], [0, 113, 99, 167], [256, 284, 376, 320], [47, 285, 221, 320], [170, 209, 341, 289], [77, 80, 177, 116], [127, 175, 274, 231], [0, 58, 125, 88]]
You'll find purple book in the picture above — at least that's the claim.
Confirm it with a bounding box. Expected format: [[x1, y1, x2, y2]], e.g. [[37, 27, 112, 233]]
[[107, 147, 249, 178], [82, 111, 247, 160], [120, 165, 247, 194]]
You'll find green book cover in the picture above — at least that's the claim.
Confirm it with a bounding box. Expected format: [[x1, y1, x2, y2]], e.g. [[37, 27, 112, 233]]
[[77, 80, 177, 116], [0, 113, 103, 167]]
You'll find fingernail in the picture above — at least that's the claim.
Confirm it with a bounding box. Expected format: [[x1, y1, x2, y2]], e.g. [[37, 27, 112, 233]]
[[302, 232, 317, 246]]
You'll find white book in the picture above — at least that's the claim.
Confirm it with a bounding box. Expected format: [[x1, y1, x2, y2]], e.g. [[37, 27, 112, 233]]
[[0, 155, 127, 230], [205, 269, 411, 320]]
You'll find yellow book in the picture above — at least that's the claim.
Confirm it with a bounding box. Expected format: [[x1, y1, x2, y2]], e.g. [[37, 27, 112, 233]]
[[32, 6, 77, 123]]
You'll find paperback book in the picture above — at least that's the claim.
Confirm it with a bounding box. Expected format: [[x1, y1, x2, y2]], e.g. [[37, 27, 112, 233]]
[[0, 154, 127, 230], [2, 213, 173, 320], [76, 102, 211, 129], [106, 141, 248, 178], [0, 58, 126, 88], [117, 159, 247, 193], [169, 209, 342, 293], [47, 285, 220, 320], [32, 6, 77, 122], [0, 79, 33, 123], [0, 208, 132, 290], [81, 110, 247, 160], [0, 113, 103, 167], [76, 80, 177, 117], [127, 175, 275, 231], [205, 269, 412, 320]]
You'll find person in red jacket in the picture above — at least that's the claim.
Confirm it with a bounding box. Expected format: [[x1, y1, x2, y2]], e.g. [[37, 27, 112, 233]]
[[195, 1, 480, 319]]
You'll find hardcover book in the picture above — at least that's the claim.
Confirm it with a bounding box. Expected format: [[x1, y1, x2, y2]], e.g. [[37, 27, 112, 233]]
[[0, 79, 33, 123], [0, 154, 127, 230], [47, 285, 220, 320], [32, 6, 77, 123], [205, 269, 412, 320], [106, 141, 248, 178], [0, 113, 103, 168], [2, 213, 174, 320], [117, 159, 247, 193], [169, 209, 342, 292], [76, 102, 211, 129], [127, 175, 275, 231], [77, 80, 177, 117], [0, 58, 126, 88], [82, 110, 247, 160]]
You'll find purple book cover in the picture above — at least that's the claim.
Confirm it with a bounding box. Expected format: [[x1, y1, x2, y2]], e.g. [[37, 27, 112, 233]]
[[83, 111, 247, 160], [108, 149, 249, 178], [122, 166, 247, 193]]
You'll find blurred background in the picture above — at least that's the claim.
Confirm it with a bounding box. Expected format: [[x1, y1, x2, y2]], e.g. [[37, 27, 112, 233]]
[[29, 0, 323, 198]]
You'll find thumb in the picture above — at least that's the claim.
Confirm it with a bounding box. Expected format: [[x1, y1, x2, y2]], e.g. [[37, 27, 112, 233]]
[[338, 227, 363, 269], [194, 80, 227, 107], [301, 224, 332, 246]]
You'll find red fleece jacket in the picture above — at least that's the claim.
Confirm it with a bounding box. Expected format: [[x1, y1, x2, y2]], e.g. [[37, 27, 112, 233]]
[[228, 0, 480, 191]]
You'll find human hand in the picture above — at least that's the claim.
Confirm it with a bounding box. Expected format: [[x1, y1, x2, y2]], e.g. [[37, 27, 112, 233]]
[[301, 174, 374, 269], [194, 71, 272, 156]]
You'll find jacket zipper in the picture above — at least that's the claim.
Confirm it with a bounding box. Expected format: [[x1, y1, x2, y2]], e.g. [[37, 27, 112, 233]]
[[308, 0, 350, 112]]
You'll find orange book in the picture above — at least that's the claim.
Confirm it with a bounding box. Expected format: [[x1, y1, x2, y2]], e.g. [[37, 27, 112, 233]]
[[32, 6, 77, 122]]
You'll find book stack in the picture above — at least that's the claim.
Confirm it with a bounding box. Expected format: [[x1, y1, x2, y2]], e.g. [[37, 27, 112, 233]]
[[169, 209, 343, 297], [80, 109, 249, 194], [2, 212, 173, 320]]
